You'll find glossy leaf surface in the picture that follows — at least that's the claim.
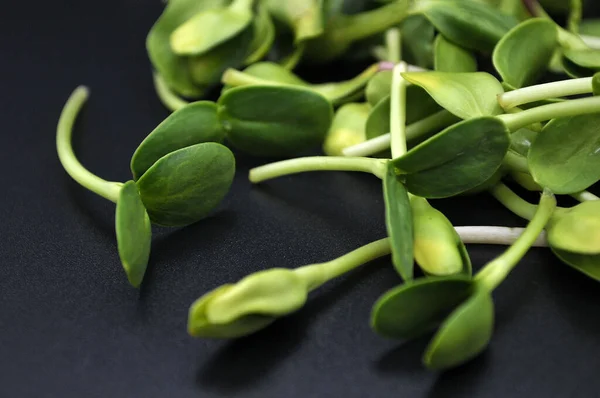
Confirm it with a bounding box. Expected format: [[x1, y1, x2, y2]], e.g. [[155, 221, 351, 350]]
[[131, 101, 225, 180], [383, 163, 414, 281], [115, 181, 152, 288], [137, 143, 235, 226], [529, 114, 600, 194], [218, 85, 333, 157], [392, 117, 510, 198]]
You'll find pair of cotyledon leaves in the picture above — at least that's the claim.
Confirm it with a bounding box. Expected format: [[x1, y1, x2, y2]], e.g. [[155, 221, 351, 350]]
[[118, 83, 337, 287], [373, 189, 555, 370], [148, 0, 280, 98]]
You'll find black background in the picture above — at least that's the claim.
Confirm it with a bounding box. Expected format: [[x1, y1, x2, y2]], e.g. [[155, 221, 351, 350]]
[[3, 1, 600, 397]]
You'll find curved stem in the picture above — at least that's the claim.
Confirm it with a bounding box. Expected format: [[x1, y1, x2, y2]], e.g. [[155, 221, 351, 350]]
[[249, 157, 388, 183], [498, 96, 600, 132], [497, 77, 592, 110], [489, 183, 538, 220], [336, 1, 410, 43], [342, 110, 456, 157], [475, 189, 556, 291], [390, 62, 408, 158], [153, 73, 190, 112], [503, 151, 529, 174], [571, 190, 600, 202], [56, 87, 122, 203], [294, 238, 392, 291]]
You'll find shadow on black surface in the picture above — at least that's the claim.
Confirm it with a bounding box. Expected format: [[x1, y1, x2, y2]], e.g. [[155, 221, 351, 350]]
[[375, 335, 433, 376], [138, 210, 237, 300], [426, 351, 491, 398], [66, 180, 115, 238], [544, 257, 600, 337], [196, 258, 388, 394]]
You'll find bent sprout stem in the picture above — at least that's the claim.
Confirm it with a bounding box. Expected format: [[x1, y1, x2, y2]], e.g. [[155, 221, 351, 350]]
[[296, 226, 549, 292], [390, 61, 408, 159], [153, 73, 190, 112], [294, 238, 392, 292], [342, 110, 455, 157], [56, 86, 122, 203], [249, 157, 388, 183], [475, 189, 556, 291], [497, 77, 593, 110], [498, 96, 600, 132], [489, 183, 539, 220]]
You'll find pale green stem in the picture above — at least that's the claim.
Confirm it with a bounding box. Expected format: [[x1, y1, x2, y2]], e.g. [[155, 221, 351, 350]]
[[503, 151, 529, 174], [455, 226, 548, 248], [294, 4, 324, 42], [342, 110, 456, 157], [153, 73, 189, 112], [56, 87, 122, 203], [336, 1, 410, 43], [249, 157, 388, 183], [489, 183, 538, 220], [498, 96, 600, 132], [221, 69, 276, 87], [385, 28, 401, 63], [497, 77, 592, 110], [294, 238, 392, 291], [390, 62, 408, 159], [475, 189, 556, 291], [571, 190, 600, 202]]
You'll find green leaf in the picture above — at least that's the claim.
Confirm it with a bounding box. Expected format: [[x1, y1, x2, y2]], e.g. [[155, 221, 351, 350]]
[[206, 269, 309, 323], [580, 19, 600, 37], [115, 181, 152, 288], [370, 276, 473, 339], [383, 163, 414, 281], [529, 114, 600, 194], [563, 49, 600, 71], [401, 14, 435, 69], [245, 3, 276, 64], [402, 72, 504, 120], [130, 101, 225, 180], [561, 54, 594, 78], [492, 19, 557, 88], [366, 86, 442, 139], [551, 249, 600, 282], [265, 0, 325, 43], [187, 25, 254, 88], [137, 142, 235, 227], [392, 117, 510, 198], [188, 285, 276, 338], [509, 128, 537, 157], [170, 3, 254, 56], [411, 196, 471, 276], [323, 102, 370, 156], [418, 0, 518, 53], [218, 85, 333, 157], [423, 291, 494, 370], [434, 35, 477, 73], [146, 0, 228, 97], [547, 202, 600, 255], [593, 72, 600, 96], [366, 71, 392, 107]]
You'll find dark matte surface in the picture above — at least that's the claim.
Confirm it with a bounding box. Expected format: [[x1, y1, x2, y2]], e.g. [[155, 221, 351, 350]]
[[2, 1, 600, 397]]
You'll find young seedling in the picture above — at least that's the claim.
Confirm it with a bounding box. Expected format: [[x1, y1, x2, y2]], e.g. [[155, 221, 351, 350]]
[[57, 87, 235, 287], [371, 189, 556, 370]]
